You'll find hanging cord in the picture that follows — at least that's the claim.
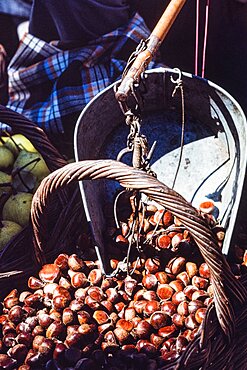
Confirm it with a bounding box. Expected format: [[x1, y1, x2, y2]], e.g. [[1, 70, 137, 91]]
[[171, 69, 185, 189], [194, 0, 210, 77], [201, 0, 210, 78], [195, 0, 200, 75]]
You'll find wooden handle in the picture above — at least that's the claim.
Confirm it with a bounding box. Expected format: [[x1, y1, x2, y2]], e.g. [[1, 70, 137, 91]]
[[115, 0, 187, 101]]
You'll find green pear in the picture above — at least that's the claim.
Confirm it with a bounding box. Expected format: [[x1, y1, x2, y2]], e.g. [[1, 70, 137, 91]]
[[0, 147, 14, 169], [2, 192, 33, 227], [0, 171, 12, 196], [13, 150, 50, 185], [3, 134, 38, 156], [0, 220, 23, 251]]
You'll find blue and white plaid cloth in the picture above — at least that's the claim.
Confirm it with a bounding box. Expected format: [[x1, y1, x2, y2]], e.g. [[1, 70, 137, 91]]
[[7, 13, 160, 135]]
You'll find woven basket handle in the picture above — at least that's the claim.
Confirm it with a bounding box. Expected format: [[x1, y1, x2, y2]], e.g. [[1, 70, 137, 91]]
[[31, 159, 247, 338], [0, 105, 67, 171]]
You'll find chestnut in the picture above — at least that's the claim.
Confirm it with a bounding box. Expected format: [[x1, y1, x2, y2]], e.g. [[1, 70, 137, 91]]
[[74, 287, 89, 301], [69, 299, 85, 312], [184, 314, 198, 330], [168, 257, 186, 275], [157, 284, 174, 300], [101, 300, 114, 313], [169, 280, 184, 292], [143, 301, 160, 317], [142, 274, 158, 290], [62, 308, 75, 326], [176, 335, 188, 353], [116, 319, 134, 332], [65, 332, 83, 347], [38, 312, 53, 328], [183, 285, 199, 300], [93, 310, 109, 325], [88, 269, 102, 285], [9, 343, 28, 363], [134, 320, 152, 339], [52, 295, 70, 310], [195, 307, 207, 324], [172, 313, 185, 328], [43, 283, 58, 297], [4, 297, 19, 309], [150, 333, 165, 348], [157, 235, 171, 249], [158, 324, 177, 339], [191, 276, 209, 290], [88, 286, 105, 302], [160, 302, 177, 316], [8, 305, 23, 324], [32, 335, 45, 351], [136, 340, 157, 357], [59, 276, 72, 290], [150, 312, 169, 329], [39, 264, 61, 283], [32, 325, 45, 337], [143, 290, 158, 302], [188, 300, 205, 314], [3, 332, 16, 348], [69, 271, 88, 289], [28, 276, 44, 290], [176, 271, 190, 286], [199, 263, 210, 279], [0, 354, 17, 369], [155, 271, 169, 284], [77, 310, 91, 325], [68, 254, 85, 271], [38, 338, 54, 357], [191, 290, 208, 301], [54, 253, 69, 270], [105, 288, 120, 304], [23, 293, 42, 307], [177, 301, 189, 316], [145, 258, 161, 274], [172, 291, 187, 305], [186, 262, 198, 279], [46, 321, 65, 339], [113, 327, 130, 345], [16, 333, 33, 347]]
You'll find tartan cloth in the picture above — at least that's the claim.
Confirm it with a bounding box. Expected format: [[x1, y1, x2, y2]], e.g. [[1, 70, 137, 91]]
[[7, 12, 159, 135]]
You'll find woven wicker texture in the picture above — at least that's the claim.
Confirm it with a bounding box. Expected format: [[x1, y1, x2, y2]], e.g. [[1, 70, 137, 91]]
[[0, 105, 83, 299], [32, 159, 247, 369]]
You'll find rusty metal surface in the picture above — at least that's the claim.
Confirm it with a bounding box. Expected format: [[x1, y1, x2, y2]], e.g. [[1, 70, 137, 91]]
[[74, 67, 247, 257]]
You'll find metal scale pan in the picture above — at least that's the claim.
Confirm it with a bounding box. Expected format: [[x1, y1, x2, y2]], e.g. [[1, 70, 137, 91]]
[[74, 67, 247, 260]]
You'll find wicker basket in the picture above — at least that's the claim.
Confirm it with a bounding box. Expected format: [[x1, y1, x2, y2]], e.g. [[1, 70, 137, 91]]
[[0, 105, 84, 299], [30, 159, 247, 370]]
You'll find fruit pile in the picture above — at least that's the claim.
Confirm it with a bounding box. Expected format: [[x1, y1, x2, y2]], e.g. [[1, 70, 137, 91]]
[[0, 134, 50, 251], [0, 193, 246, 369]]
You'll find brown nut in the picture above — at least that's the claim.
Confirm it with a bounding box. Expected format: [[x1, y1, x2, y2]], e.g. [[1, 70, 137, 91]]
[[39, 264, 61, 283], [157, 284, 174, 300], [68, 254, 85, 271], [150, 312, 169, 330], [54, 254, 69, 270]]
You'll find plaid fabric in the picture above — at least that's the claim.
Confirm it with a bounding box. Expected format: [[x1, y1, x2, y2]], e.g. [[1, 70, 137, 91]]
[[7, 12, 160, 134]]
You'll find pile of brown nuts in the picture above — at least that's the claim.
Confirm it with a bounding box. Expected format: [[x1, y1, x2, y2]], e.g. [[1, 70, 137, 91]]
[[0, 197, 245, 369]]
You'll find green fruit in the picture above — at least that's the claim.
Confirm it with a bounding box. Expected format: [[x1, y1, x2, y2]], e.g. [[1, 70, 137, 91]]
[[13, 150, 50, 184], [3, 134, 37, 156], [0, 220, 22, 251], [2, 192, 33, 227], [0, 147, 14, 169], [0, 171, 12, 196]]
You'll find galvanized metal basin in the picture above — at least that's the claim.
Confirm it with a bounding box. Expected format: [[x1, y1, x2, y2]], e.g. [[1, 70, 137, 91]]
[[74, 67, 247, 257]]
